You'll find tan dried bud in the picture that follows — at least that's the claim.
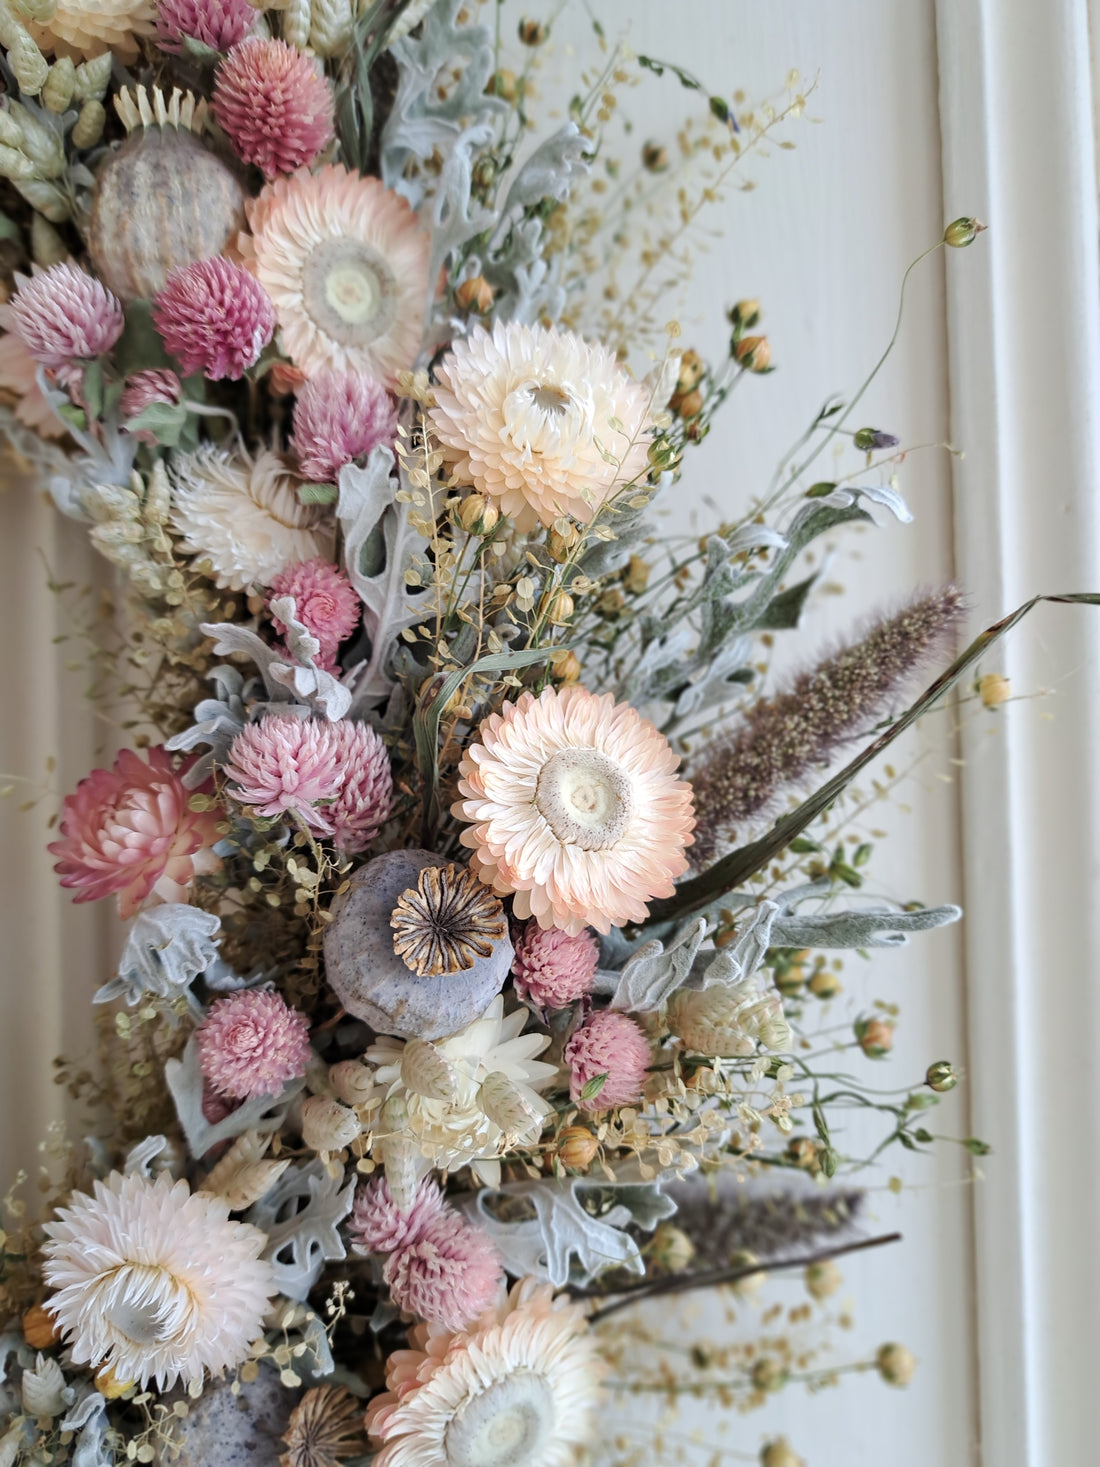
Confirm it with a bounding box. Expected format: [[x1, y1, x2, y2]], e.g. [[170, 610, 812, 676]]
[[22, 1304, 60, 1350], [301, 1095, 362, 1152], [979, 672, 1010, 708], [548, 525, 580, 562], [761, 1439, 805, 1467], [675, 349, 704, 395], [731, 297, 761, 328], [70, 97, 105, 149], [751, 1355, 787, 1392], [378, 1131, 420, 1212], [455, 274, 494, 313], [555, 1125, 598, 1170], [547, 591, 574, 625], [926, 1060, 958, 1093], [551, 649, 582, 684], [734, 335, 771, 372], [855, 1015, 894, 1058], [329, 1058, 375, 1106], [30, 212, 66, 267], [13, 0, 58, 21], [808, 968, 842, 1000], [486, 69, 518, 102], [0, 143, 34, 181], [458, 492, 499, 535], [518, 17, 547, 44], [282, 0, 312, 48], [805, 1258, 842, 1301], [143, 460, 172, 526], [622, 555, 650, 594], [597, 588, 625, 617], [72, 53, 113, 104], [42, 57, 75, 113], [651, 1222, 695, 1272], [876, 1342, 917, 1386], [786, 1136, 819, 1170], [677, 388, 704, 419], [642, 140, 669, 172], [95, 1363, 134, 1400]]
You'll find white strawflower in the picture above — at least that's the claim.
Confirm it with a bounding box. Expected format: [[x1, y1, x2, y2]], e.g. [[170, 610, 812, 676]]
[[428, 321, 656, 531], [367, 996, 557, 1188], [366, 1278, 604, 1467], [42, 1171, 275, 1390], [668, 979, 793, 1058], [170, 445, 333, 591]]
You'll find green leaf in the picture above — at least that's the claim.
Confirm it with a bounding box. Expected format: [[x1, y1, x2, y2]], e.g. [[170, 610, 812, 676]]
[[114, 298, 173, 377], [298, 482, 338, 505], [754, 571, 817, 631], [806, 481, 837, 498], [964, 1137, 993, 1156], [644, 591, 1100, 927], [81, 359, 105, 421], [56, 402, 87, 431], [580, 1073, 608, 1103], [125, 401, 188, 447]]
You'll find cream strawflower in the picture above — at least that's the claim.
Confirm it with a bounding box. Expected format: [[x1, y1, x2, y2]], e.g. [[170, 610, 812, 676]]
[[41, 1171, 275, 1391], [170, 445, 333, 590], [453, 685, 695, 935], [367, 995, 556, 1188], [366, 1278, 604, 1467], [428, 321, 655, 531], [29, 0, 156, 63], [238, 165, 429, 382]]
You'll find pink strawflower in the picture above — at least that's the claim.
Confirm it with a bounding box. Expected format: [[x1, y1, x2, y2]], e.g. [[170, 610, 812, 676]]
[[268, 557, 361, 671], [196, 988, 312, 1100], [512, 921, 599, 1009], [324, 719, 393, 852], [121, 368, 182, 440], [213, 38, 335, 180], [563, 1010, 651, 1109], [153, 258, 275, 380], [291, 369, 398, 483], [156, 0, 255, 53], [49, 747, 222, 920], [9, 262, 124, 370], [348, 1175, 446, 1255], [384, 1210, 503, 1331], [224, 715, 344, 834]]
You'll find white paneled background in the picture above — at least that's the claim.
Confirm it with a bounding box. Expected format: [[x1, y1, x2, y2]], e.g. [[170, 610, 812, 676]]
[[3, 2, 1099, 1463]]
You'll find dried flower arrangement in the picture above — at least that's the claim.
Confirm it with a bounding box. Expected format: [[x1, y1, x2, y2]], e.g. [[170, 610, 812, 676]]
[[0, 3, 1089, 1465]]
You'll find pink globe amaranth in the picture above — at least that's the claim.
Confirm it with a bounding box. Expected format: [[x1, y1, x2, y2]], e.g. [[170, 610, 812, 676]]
[[152, 258, 275, 381], [224, 715, 345, 835], [10, 262, 124, 371], [291, 369, 398, 483], [348, 1175, 446, 1256], [120, 368, 183, 441], [196, 988, 312, 1100], [267, 557, 362, 672], [156, 0, 255, 53], [324, 719, 394, 853], [213, 37, 335, 180], [48, 747, 222, 920], [512, 921, 599, 1009], [563, 1009, 652, 1109], [384, 1210, 503, 1331]]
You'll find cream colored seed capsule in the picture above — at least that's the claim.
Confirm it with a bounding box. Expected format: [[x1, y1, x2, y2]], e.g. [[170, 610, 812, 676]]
[[547, 591, 574, 626], [301, 1095, 362, 1152], [72, 53, 112, 104], [41, 56, 75, 113]]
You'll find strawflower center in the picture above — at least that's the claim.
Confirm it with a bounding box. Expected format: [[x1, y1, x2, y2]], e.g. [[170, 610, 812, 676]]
[[535, 747, 632, 850], [444, 1371, 556, 1467], [303, 239, 396, 344]]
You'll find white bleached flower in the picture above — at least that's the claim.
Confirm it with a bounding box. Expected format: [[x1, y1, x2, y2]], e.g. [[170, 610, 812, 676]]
[[41, 1171, 275, 1391], [428, 321, 656, 531], [367, 995, 557, 1188], [170, 445, 333, 591]]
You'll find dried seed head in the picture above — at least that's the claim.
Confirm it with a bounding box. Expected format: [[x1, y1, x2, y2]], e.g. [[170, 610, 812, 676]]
[[391, 862, 506, 976], [301, 1095, 362, 1152], [281, 1383, 364, 1467], [400, 1037, 460, 1102]]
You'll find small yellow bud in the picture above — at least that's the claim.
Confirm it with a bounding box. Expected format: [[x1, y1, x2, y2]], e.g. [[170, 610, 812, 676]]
[[518, 17, 547, 44], [944, 216, 986, 248], [751, 1355, 787, 1392], [731, 298, 761, 328], [786, 1136, 819, 1170], [551, 649, 582, 684], [805, 1258, 842, 1301], [856, 1016, 894, 1058], [597, 588, 625, 617], [486, 69, 518, 102], [677, 387, 704, 419], [651, 1222, 695, 1272], [675, 348, 704, 395], [455, 274, 494, 313], [761, 1439, 805, 1467], [556, 1126, 598, 1169], [95, 1363, 135, 1400], [642, 140, 669, 172], [979, 672, 1010, 708], [22, 1304, 61, 1349], [876, 1342, 917, 1386], [734, 334, 771, 372], [926, 1060, 958, 1093], [546, 591, 574, 626], [457, 493, 499, 535], [622, 555, 650, 594], [808, 969, 842, 1000]]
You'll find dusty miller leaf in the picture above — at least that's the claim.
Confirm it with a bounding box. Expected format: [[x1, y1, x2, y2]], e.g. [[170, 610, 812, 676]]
[[246, 1160, 356, 1301], [95, 905, 221, 1007], [165, 666, 252, 788], [165, 1037, 304, 1158]]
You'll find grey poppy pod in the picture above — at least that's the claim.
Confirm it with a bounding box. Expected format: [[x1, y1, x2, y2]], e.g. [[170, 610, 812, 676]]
[[88, 89, 246, 302], [323, 849, 513, 1040]]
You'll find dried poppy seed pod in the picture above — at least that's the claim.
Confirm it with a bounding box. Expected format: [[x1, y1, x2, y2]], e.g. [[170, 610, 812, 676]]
[[41, 56, 74, 113], [88, 90, 246, 302], [70, 98, 105, 149]]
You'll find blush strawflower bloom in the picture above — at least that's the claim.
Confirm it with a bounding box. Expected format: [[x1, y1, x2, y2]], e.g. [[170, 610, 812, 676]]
[[156, 0, 254, 53], [9, 263, 124, 370], [224, 715, 344, 833], [267, 557, 361, 671], [384, 1209, 503, 1331], [291, 368, 398, 482], [563, 1010, 651, 1109], [42, 1172, 274, 1391], [348, 1175, 446, 1256], [49, 747, 222, 920], [512, 921, 599, 1009], [213, 38, 335, 179], [196, 988, 312, 1100], [153, 258, 275, 380], [324, 718, 393, 852], [453, 684, 695, 935]]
